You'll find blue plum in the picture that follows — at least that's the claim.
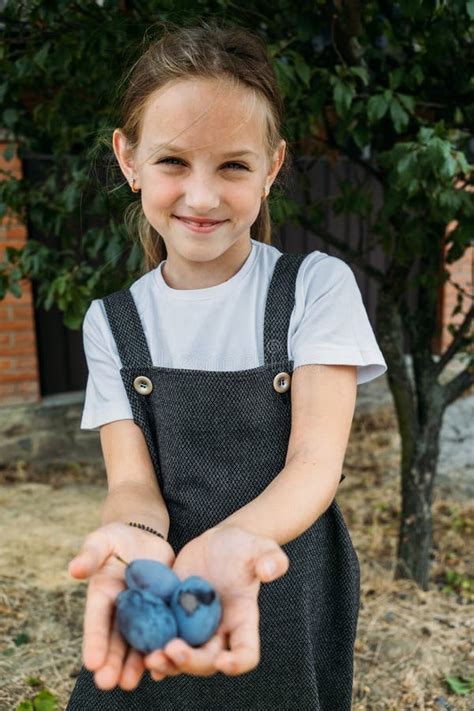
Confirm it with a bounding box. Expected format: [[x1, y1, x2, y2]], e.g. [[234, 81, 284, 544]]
[[116, 588, 178, 654], [125, 559, 180, 603], [170, 575, 222, 647]]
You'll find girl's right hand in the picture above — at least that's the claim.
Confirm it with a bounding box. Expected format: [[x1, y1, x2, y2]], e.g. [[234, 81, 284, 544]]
[[68, 522, 177, 691]]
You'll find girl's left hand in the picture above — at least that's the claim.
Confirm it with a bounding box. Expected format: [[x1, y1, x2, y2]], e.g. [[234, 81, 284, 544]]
[[143, 524, 290, 681]]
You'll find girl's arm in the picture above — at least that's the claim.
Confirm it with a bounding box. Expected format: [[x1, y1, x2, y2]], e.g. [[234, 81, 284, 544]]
[[68, 420, 175, 691], [212, 363, 357, 546], [99, 419, 170, 539]]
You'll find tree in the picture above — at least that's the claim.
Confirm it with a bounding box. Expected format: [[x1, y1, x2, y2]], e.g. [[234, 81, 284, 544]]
[[0, 0, 473, 589]]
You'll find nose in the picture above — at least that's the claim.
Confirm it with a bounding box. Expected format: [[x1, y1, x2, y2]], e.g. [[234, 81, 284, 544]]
[[183, 173, 220, 214]]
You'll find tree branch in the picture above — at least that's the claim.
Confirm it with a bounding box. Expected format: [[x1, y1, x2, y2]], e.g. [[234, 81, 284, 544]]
[[443, 365, 474, 408], [435, 303, 474, 377]]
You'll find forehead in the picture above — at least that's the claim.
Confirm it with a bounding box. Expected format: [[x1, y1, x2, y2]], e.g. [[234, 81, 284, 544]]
[[139, 77, 267, 155]]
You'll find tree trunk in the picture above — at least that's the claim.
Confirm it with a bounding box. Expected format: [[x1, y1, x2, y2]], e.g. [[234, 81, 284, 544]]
[[376, 275, 445, 589], [394, 404, 444, 590]]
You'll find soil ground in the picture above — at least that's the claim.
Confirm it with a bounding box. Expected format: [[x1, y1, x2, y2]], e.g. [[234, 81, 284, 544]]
[[0, 406, 472, 710]]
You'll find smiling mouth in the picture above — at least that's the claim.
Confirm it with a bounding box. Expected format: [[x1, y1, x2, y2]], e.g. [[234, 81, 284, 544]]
[[174, 216, 227, 226]]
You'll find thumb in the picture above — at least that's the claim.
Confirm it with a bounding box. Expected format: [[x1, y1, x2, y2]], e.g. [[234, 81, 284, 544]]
[[256, 548, 290, 583], [68, 529, 112, 579], [68, 548, 96, 579]]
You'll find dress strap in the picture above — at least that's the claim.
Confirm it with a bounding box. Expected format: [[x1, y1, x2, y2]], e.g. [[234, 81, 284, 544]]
[[263, 252, 306, 367], [102, 288, 152, 368]]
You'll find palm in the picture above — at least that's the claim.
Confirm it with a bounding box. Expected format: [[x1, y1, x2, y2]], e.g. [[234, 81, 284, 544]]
[[173, 525, 268, 599], [68, 522, 176, 690], [151, 525, 289, 677]]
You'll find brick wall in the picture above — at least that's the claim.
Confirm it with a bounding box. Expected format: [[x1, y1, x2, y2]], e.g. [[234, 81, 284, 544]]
[[437, 217, 473, 354], [0, 142, 41, 404]]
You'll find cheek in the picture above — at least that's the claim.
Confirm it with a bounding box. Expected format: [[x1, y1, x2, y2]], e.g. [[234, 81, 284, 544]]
[[142, 176, 179, 210]]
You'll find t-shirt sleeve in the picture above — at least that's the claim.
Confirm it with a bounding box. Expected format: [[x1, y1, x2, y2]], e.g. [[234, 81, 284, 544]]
[[291, 254, 387, 385], [80, 299, 134, 431]]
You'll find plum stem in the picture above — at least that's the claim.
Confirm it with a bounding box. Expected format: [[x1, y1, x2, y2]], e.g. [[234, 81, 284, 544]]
[[114, 553, 129, 566]]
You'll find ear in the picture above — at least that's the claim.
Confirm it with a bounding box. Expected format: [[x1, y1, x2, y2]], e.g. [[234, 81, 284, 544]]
[[112, 128, 137, 187], [266, 139, 286, 189]]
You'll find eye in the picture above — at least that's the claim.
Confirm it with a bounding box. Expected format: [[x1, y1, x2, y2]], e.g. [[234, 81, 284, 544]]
[[224, 162, 249, 171], [157, 157, 248, 171]]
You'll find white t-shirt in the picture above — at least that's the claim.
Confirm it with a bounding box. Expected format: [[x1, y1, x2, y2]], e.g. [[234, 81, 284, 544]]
[[80, 238, 387, 431]]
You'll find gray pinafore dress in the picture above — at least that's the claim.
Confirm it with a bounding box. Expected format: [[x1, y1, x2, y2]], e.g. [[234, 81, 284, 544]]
[[66, 251, 360, 710]]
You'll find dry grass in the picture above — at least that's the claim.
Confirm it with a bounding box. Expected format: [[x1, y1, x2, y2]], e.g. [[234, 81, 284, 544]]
[[0, 407, 472, 710]]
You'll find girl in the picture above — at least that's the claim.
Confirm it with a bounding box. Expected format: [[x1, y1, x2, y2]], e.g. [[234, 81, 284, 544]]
[[66, 21, 387, 710]]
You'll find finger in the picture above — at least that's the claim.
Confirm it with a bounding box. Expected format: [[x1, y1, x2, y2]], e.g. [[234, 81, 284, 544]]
[[144, 649, 181, 678], [118, 647, 147, 690], [68, 528, 113, 579], [166, 634, 225, 676], [82, 580, 117, 671], [92, 616, 127, 690], [214, 597, 260, 675], [146, 633, 224, 677]]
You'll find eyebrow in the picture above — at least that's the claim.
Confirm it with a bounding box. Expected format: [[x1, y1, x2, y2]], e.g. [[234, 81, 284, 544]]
[[148, 143, 259, 158]]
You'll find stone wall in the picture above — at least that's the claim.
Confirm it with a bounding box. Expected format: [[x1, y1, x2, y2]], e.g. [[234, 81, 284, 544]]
[[0, 391, 101, 471]]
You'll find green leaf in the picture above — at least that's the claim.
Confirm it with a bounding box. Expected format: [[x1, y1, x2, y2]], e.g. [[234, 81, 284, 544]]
[[467, 1, 474, 20], [333, 80, 355, 116], [32, 689, 58, 711], [350, 66, 369, 86], [389, 98, 410, 133], [367, 94, 389, 123], [33, 42, 51, 70], [397, 94, 416, 113], [445, 675, 474, 695], [439, 151, 457, 179], [411, 64, 424, 85], [10, 281, 22, 298], [293, 53, 311, 87], [3, 143, 15, 161], [352, 123, 371, 151], [17, 702, 34, 711], [14, 633, 30, 646], [389, 68, 404, 91], [2, 108, 18, 128]]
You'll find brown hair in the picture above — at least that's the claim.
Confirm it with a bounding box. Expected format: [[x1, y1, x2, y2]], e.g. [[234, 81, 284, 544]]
[[115, 20, 291, 273]]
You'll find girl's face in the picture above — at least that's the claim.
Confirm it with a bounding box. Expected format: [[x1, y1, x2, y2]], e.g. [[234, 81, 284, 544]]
[[114, 77, 285, 283]]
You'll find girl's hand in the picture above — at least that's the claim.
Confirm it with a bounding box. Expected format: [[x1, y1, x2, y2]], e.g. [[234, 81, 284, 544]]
[[68, 522, 176, 691], [143, 525, 289, 681]]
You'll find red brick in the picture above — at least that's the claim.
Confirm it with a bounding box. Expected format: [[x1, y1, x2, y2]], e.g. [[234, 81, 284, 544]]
[[0, 321, 34, 332], [13, 355, 38, 369], [0, 370, 37, 383], [4, 225, 27, 240], [3, 290, 33, 306], [12, 331, 36, 346], [16, 381, 40, 402], [0, 383, 18, 397], [0, 333, 12, 346], [8, 305, 34, 321], [3, 346, 36, 357]]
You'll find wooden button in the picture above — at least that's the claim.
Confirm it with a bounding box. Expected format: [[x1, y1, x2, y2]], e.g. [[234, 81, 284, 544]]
[[273, 371, 291, 393], [133, 376, 153, 395]]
